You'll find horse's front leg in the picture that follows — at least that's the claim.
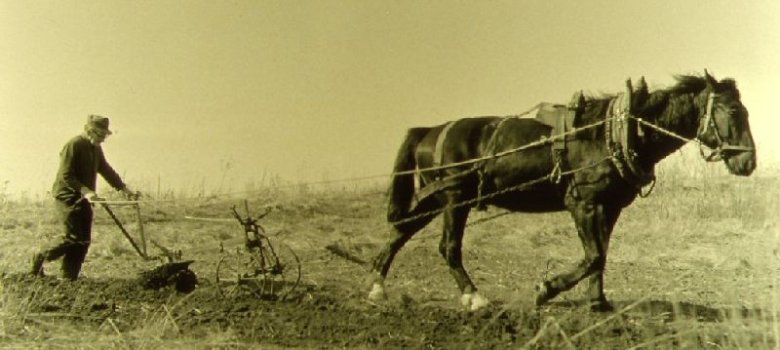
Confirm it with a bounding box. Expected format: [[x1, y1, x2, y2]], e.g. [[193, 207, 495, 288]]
[[584, 204, 622, 311], [439, 202, 489, 311], [535, 201, 613, 311]]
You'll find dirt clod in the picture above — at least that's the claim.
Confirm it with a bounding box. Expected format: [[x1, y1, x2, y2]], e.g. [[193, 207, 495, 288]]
[[137, 260, 198, 293]]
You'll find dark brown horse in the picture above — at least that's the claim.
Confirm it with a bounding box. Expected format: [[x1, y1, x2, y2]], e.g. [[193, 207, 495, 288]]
[[368, 71, 756, 311]]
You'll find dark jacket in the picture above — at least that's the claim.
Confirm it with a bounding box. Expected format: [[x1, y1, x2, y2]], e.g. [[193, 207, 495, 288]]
[[51, 134, 125, 201]]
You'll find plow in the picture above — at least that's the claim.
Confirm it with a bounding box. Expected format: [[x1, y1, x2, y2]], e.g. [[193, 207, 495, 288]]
[[214, 201, 301, 300], [101, 198, 301, 300], [99, 199, 197, 293]]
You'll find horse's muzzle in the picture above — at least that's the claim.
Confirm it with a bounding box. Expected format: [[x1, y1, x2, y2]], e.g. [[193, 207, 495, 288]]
[[724, 150, 756, 176]]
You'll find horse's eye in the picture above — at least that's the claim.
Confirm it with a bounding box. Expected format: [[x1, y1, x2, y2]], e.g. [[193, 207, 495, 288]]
[[721, 106, 738, 117]]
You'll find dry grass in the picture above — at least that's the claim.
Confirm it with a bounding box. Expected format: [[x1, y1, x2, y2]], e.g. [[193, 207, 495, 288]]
[[0, 147, 778, 349]]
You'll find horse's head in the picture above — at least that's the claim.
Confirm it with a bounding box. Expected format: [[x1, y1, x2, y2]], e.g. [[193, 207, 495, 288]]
[[697, 71, 756, 176]]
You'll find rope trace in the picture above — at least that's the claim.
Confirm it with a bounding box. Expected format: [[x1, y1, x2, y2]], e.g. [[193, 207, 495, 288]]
[[390, 156, 615, 226], [112, 113, 702, 206], [391, 115, 714, 226], [391, 117, 610, 177], [105, 115, 613, 205]]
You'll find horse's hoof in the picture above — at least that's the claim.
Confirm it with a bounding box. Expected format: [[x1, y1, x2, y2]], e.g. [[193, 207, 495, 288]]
[[367, 282, 387, 302], [461, 293, 490, 311], [589, 300, 614, 312], [534, 281, 557, 306]]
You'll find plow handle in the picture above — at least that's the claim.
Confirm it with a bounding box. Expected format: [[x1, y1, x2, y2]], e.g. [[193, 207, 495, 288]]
[[100, 203, 149, 259]]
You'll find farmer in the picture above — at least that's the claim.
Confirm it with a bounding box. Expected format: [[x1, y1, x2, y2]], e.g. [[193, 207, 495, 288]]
[[31, 115, 137, 280]]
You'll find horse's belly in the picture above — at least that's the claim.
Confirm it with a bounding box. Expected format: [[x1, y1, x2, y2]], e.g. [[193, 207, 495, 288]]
[[488, 186, 566, 213]]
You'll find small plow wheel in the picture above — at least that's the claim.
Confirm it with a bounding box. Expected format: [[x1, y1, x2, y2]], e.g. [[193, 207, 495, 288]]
[[216, 242, 301, 300]]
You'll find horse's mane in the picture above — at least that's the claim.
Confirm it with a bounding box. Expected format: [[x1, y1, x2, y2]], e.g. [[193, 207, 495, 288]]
[[582, 74, 737, 101], [670, 74, 738, 96], [668, 74, 707, 94], [575, 73, 740, 133]]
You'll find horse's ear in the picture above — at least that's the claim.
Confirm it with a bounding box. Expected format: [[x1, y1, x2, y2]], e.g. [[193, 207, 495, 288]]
[[634, 76, 649, 99], [568, 90, 585, 110], [704, 69, 718, 90], [630, 76, 649, 110], [635, 76, 648, 95]]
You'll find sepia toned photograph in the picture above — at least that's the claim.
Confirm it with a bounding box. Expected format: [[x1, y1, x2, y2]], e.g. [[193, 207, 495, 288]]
[[1, 1, 778, 348]]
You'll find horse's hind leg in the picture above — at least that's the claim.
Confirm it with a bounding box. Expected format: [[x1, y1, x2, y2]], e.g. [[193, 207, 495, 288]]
[[438, 197, 489, 310], [368, 207, 436, 302]]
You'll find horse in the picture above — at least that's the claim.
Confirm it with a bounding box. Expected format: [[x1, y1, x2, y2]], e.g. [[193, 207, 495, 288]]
[[367, 71, 756, 312]]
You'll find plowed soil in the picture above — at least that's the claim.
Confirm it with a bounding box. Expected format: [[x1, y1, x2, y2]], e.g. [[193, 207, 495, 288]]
[[1, 272, 680, 349]]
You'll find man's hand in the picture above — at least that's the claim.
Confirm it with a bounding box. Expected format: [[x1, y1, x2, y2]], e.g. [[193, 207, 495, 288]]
[[122, 187, 141, 200], [83, 191, 105, 203]]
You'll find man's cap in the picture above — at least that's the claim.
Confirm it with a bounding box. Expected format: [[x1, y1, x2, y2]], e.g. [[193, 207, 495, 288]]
[[86, 114, 112, 135]]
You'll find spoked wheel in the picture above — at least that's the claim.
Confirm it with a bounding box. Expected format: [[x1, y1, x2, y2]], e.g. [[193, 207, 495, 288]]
[[253, 242, 302, 300], [215, 247, 249, 298], [215, 242, 301, 300]]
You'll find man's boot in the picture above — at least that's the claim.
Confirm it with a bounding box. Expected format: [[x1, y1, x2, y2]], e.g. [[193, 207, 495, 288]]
[[61, 257, 81, 281], [61, 247, 87, 281], [30, 252, 45, 277]]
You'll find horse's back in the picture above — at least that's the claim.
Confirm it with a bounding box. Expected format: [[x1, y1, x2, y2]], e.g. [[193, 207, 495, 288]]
[[414, 117, 501, 173], [412, 116, 557, 175], [485, 118, 557, 175]]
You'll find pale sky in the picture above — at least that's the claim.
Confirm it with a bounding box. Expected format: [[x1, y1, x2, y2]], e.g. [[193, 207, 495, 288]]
[[1, 0, 779, 197]]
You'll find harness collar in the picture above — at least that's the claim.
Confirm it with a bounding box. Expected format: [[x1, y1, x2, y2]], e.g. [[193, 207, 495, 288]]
[[605, 81, 656, 191]]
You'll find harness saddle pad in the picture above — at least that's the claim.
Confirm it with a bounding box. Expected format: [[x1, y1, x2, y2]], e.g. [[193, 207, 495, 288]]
[[534, 103, 578, 151]]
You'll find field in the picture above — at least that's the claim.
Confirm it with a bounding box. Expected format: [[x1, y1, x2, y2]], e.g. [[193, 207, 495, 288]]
[[1, 156, 778, 349]]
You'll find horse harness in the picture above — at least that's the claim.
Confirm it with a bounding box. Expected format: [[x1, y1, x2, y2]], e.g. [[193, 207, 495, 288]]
[[529, 92, 585, 184], [415, 118, 507, 211], [507, 85, 657, 197], [411, 78, 757, 214], [415, 80, 664, 210], [408, 120, 476, 211], [603, 80, 656, 194], [477, 92, 586, 208], [697, 92, 755, 161], [530, 79, 657, 195]]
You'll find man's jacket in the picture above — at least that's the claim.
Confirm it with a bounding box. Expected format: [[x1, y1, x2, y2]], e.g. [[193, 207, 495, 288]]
[[52, 134, 125, 201]]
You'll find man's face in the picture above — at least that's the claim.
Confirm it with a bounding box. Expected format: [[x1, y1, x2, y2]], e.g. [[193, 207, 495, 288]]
[[88, 129, 109, 145]]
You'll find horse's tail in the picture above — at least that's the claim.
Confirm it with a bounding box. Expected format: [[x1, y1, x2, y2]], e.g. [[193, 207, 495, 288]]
[[387, 127, 429, 222]]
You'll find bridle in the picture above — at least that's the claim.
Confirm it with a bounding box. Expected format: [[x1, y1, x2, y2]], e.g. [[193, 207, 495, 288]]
[[697, 92, 755, 162]]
